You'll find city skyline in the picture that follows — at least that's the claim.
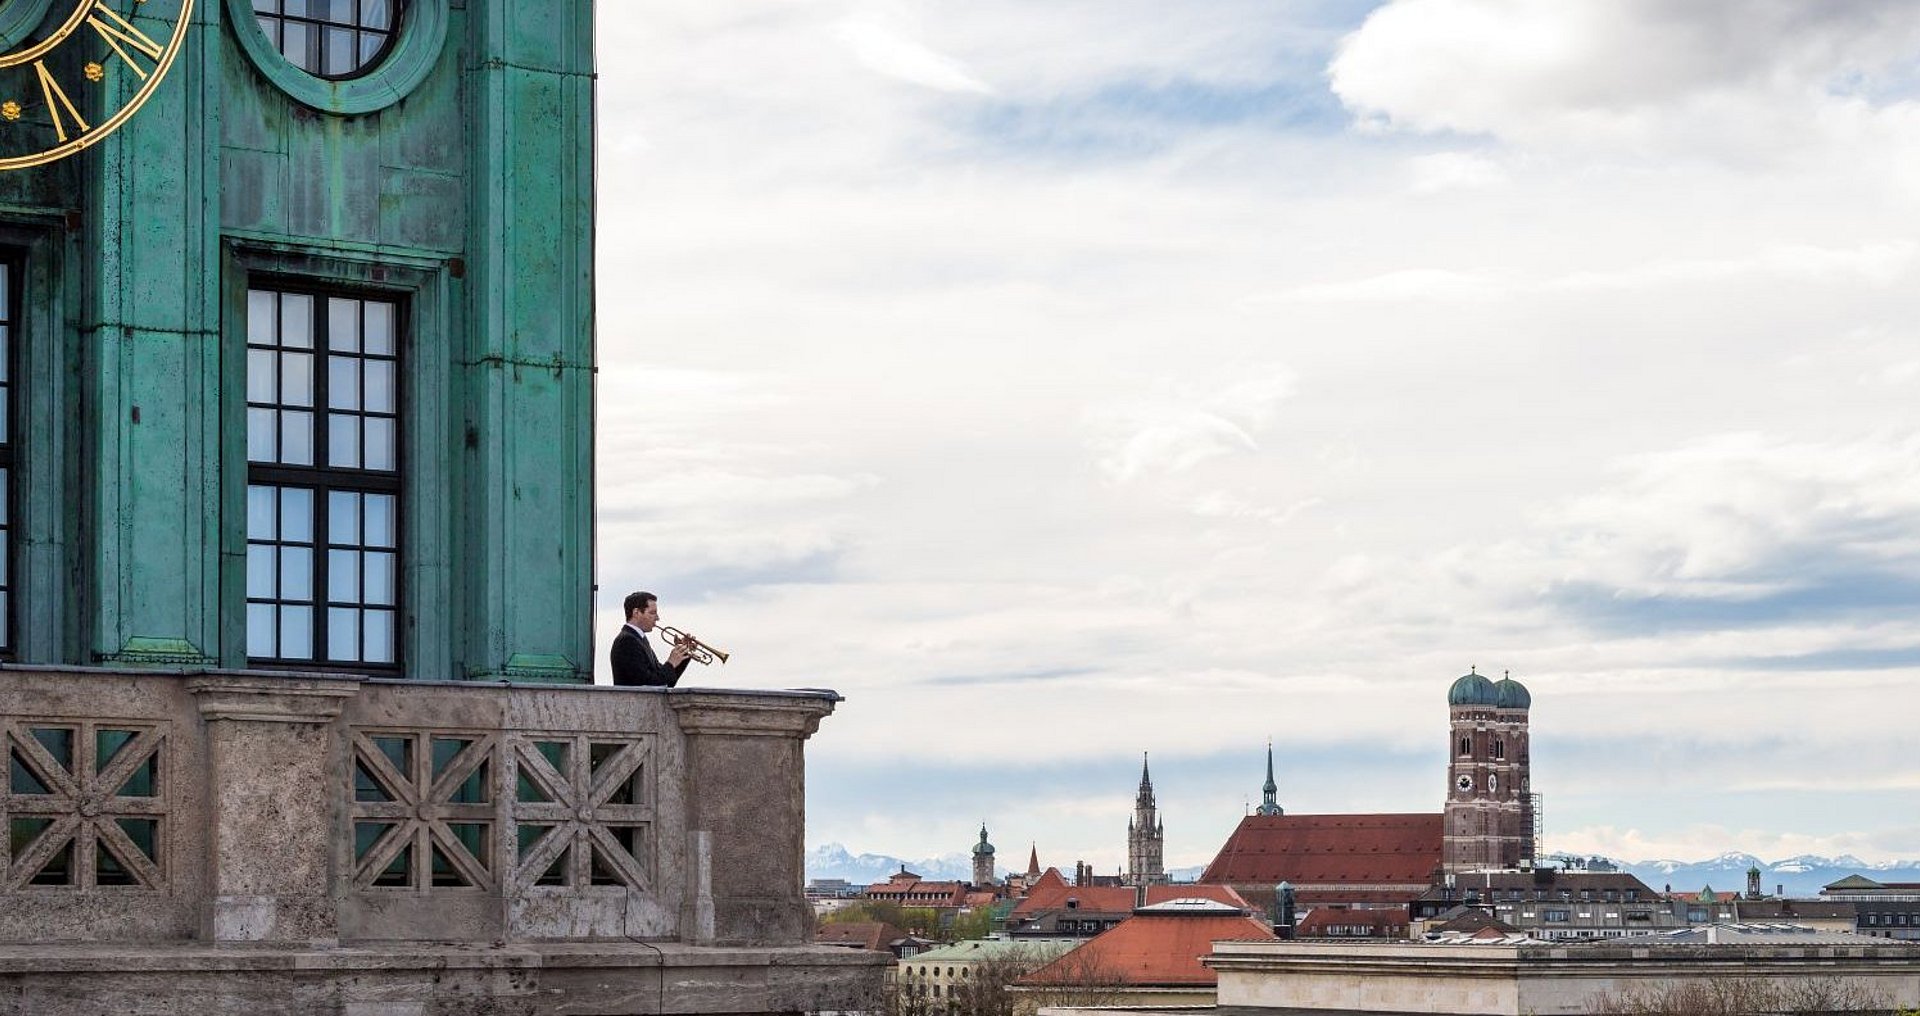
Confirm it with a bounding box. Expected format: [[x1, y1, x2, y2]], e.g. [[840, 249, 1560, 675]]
[[592, 0, 1920, 872]]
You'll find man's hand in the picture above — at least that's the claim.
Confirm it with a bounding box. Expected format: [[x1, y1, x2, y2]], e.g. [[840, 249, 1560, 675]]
[[667, 643, 691, 668]]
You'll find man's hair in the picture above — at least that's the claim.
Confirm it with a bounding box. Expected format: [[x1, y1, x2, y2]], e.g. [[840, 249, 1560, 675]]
[[623, 591, 656, 618]]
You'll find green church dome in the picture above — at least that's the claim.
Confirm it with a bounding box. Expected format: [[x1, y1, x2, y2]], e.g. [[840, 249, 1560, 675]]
[[1448, 669, 1499, 706], [1494, 676, 1531, 710]]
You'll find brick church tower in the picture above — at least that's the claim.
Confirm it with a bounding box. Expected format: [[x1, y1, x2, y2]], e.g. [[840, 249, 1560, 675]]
[[1442, 669, 1535, 873]]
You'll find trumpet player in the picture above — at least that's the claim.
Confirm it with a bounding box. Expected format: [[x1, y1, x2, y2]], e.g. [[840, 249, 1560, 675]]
[[611, 590, 692, 688]]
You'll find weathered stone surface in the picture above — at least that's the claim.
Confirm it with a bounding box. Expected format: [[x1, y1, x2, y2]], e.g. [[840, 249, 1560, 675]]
[[0, 670, 868, 1007], [0, 942, 887, 1016]]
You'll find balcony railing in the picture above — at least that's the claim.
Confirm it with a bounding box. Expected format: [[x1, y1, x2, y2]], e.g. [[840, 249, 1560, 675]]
[[0, 667, 837, 948]]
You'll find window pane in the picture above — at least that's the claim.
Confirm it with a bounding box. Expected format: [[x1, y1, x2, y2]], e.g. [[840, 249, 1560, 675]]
[[328, 607, 359, 661], [364, 360, 395, 413], [328, 298, 360, 353], [328, 415, 360, 468], [246, 407, 277, 462], [247, 545, 276, 598], [329, 549, 359, 602], [280, 351, 314, 407], [281, 20, 314, 72], [282, 0, 308, 15], [363, 301, 394, 353], [280, 487, 314, 542], [324, 27, 355, 77], [364, 610, 395, 663], [280, 605, 313, 659], [364, 417, 395, 471], [329, 356, 360, 410], [280, 293, 313, 348], [247, 349, 276, 403], [247, 290, 276, 345], [358, 30, 383, 65], [280, 547, 312, 600], [329, 490, 359, 545], [247, 485, 276, 539], [247, 603, 276, 657], [364, 551, 395, 606], [253, 0, 276, 12], [281, 409, 314, 465], [364, 494, 395, 548]]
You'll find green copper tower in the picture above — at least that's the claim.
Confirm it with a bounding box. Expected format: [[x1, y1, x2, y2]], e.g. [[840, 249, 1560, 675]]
[[0, 0, 596, 680]]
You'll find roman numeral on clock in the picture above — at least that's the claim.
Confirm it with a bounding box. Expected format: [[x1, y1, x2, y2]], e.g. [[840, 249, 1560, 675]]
[[89, 1, 166, 80]]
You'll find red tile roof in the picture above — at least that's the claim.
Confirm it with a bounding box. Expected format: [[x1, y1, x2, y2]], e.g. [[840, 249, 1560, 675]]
[[1146, 884, 1249, 909], [1019, 912, 1276, 987], [816, 920, 907, 951], [1296, 907, 1409, 938], [1200, 813, 1442, 885], [1013, 881, 1251, 919]]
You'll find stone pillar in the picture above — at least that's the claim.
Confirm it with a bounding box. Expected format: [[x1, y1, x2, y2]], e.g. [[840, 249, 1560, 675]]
[[187, 674, 359, 942], [668, 690, 838, 946]]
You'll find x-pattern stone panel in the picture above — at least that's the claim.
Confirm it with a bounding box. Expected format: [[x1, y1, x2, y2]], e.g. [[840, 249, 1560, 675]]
[[509, 734, 654, 892], [349, 730, 497, 890], [2, 720, 168, 891]]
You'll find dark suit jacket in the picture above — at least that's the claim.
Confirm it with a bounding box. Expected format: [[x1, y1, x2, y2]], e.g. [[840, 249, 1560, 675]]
[[610, 625, 688, 687]]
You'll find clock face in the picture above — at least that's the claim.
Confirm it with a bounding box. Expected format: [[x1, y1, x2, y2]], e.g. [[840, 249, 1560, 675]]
[[1489, 774, 1498, 793], [1455, 774, 1472, 792], [0, 0, 195, 170]]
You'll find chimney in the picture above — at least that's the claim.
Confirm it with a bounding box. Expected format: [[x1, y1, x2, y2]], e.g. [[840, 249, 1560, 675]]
[[1135, 883, 1147, 909]]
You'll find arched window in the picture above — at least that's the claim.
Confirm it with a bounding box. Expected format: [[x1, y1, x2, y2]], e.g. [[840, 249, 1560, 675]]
[[1492, 738, 1504, 759], [1457, 735, 1471, 757]]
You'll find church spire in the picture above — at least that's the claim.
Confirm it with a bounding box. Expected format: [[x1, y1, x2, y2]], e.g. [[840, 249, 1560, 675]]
[[1026, 842, 1040, 878], [1256, 740, 1284, 816]]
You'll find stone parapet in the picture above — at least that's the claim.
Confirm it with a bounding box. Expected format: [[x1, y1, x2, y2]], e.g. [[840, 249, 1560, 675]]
[[0, 668, 841, 955], [0, 940, 888, 1015]]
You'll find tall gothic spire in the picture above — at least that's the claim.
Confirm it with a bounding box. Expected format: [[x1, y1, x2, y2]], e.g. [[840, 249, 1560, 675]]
[[1136, 752, 1155, 807], [1257, 740, 1284, 816]]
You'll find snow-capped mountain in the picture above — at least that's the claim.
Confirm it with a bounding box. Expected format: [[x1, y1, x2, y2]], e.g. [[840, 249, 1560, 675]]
[[1608, 853, 1920, 897], [807, 843, 1920, 898]]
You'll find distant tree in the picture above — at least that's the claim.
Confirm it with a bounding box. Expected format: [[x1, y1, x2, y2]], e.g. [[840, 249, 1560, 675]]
[[1582, 977, 1902, 1015], [947, 906, 995, 942], [1015, 947, 1130, 1012]]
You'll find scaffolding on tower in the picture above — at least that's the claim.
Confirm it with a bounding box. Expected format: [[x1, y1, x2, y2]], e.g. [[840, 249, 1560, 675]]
[[1530, 793, 1544, 863]]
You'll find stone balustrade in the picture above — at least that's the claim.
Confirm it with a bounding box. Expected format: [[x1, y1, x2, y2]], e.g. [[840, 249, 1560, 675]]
[[0, 665, 861, 955]]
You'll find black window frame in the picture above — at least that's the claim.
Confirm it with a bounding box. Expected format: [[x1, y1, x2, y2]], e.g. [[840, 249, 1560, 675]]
[[244, 279, 405, 672], [0, 251, 17, 657], [252, 0, 406, 81]]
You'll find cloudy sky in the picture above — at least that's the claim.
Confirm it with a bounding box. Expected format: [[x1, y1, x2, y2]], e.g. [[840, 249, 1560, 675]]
[[590, 0, 1920, 874]]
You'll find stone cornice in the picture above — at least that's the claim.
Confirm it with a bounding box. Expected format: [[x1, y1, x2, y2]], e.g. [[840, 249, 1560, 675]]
[[667, 690, 840, 739], [186, 674, 362, 723]]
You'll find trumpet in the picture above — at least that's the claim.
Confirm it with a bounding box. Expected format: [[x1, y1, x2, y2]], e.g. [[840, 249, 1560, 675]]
[[659, 625, 730, 665]]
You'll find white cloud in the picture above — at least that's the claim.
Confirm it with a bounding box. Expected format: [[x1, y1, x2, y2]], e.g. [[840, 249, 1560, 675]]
[[1408, 151, 1510, 193], [1084, 368, 1295, 482], [835, 18, 994, 95], [1331, 0, 1920, 159]]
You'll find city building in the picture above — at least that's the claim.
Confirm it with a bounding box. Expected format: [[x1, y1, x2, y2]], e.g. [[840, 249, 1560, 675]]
[[865, 866, 972, 908], [1016, 897, 1276, 1008], [1008, 869, 1251, 938], [1201, 671, 1537, 909], [816, 920, 936, 959], [0, 0, 882, 1009], [1823, 874, 1920, 939], [1125, 754, 1167, 886], [1169, 934, 1920, 1016], [1411, 869, 1684, 940], [1296, 905, 1410, 940], [895, 937, 1079, 1005]]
